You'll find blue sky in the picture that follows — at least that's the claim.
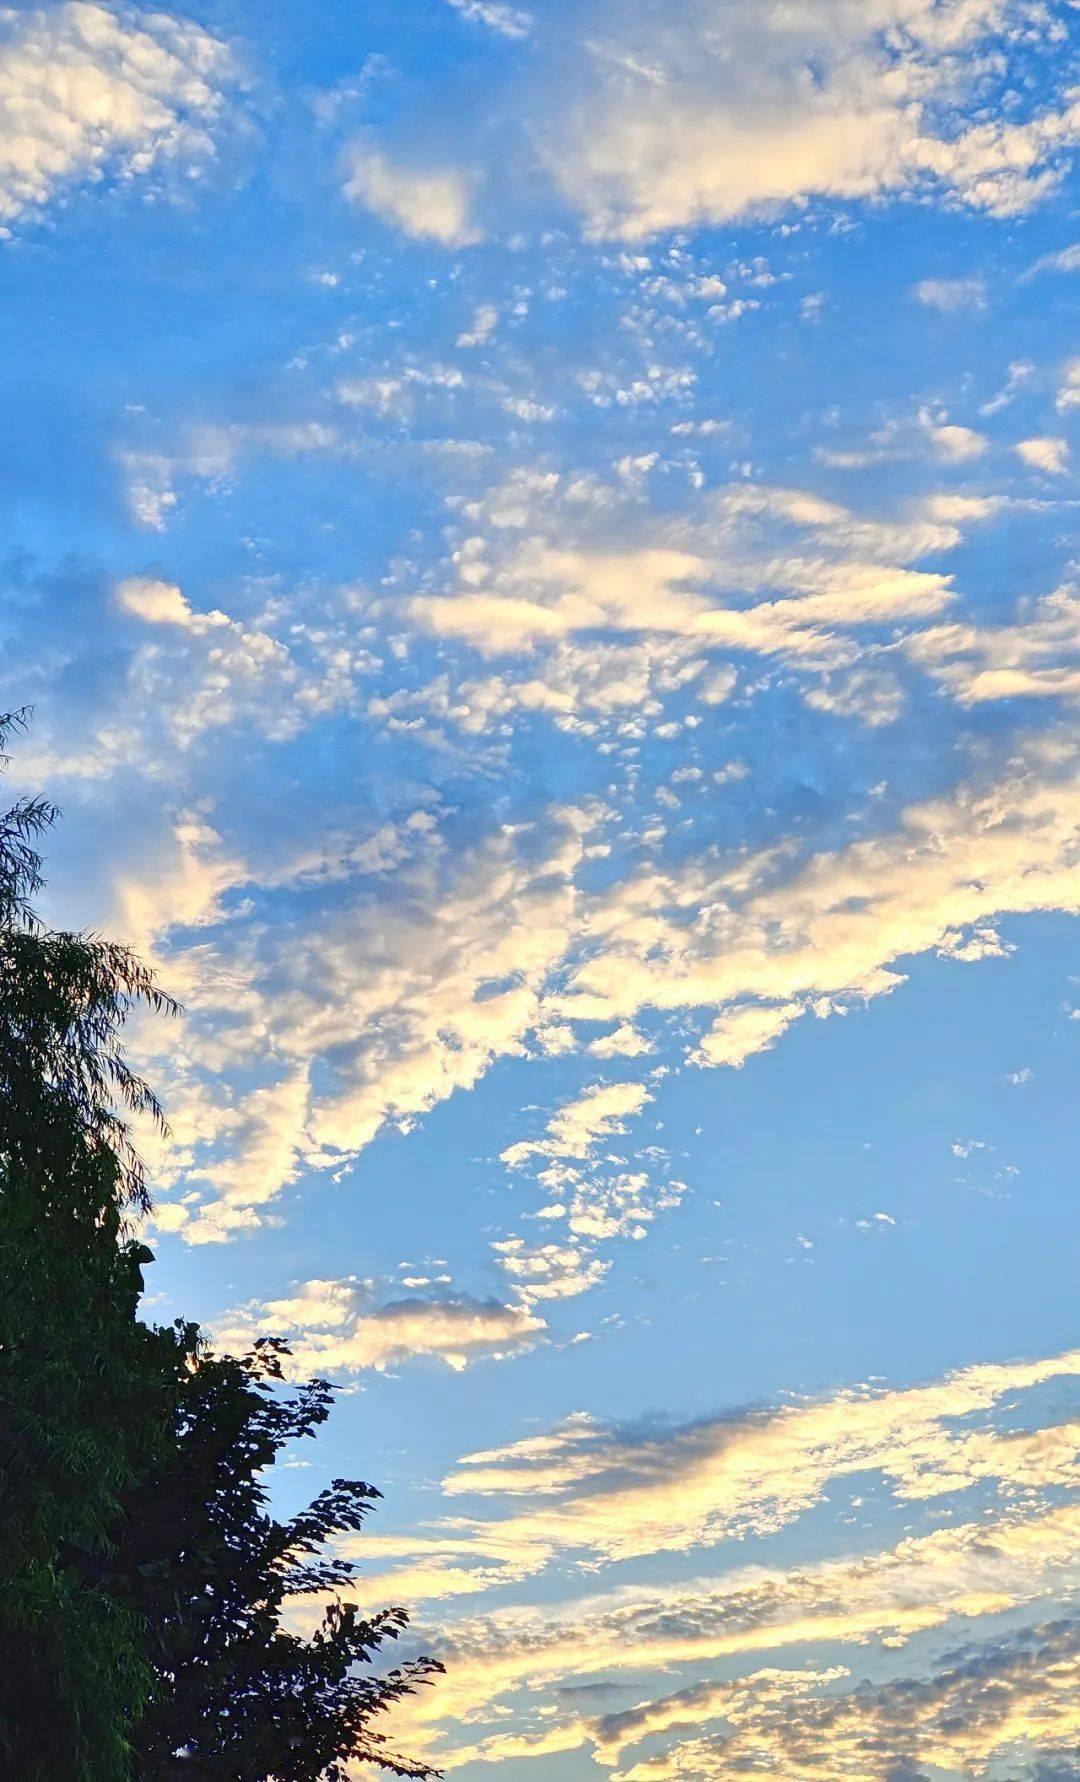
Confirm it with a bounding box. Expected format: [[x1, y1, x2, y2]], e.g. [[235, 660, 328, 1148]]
[[4, 1, 1080, 1775]]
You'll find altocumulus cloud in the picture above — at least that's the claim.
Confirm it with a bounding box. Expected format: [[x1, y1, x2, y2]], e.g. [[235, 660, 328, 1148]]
[[536, 0, 1080, 239], [0, 2, 231, 235], [132, 724, 1080, 1244], [363, 1504, 1079, 1760], [603, 1620, 1080, 1780]]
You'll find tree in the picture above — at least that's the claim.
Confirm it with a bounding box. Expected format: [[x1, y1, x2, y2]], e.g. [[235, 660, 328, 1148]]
[[0, 709, 177, 1779], [122, 1332, 441, 1781], [0, 714, 441, 1779]]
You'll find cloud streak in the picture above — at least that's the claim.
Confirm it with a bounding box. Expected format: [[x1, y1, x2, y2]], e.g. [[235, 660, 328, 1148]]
[[216, 1279, 546, 1374]]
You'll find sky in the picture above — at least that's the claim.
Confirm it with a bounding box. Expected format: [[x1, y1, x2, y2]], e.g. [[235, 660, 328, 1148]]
[[2, 0, 1080, 1775]]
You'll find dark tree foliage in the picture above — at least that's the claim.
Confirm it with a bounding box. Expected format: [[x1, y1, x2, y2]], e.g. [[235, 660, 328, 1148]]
[[0, 710, 177, 1779], [0, 714, 442, 1779], [121, 1332, 441, 1781]]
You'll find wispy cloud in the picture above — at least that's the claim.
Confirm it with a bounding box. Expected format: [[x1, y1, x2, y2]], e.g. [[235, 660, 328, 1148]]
[[914, 276, 987, 312], [443, 0, 531, 41]]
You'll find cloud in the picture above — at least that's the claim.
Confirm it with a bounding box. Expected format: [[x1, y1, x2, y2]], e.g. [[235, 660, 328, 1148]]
[[554, 734, 1080, 1071], [592, 1665, 853, 1771], [543, 1, 1080, 239], [1015, 436, 1070, 475], [691, 1000, 805, 1068], [410, 481, 963, 688], [443, 0, 531, 40], [588, 1023, 653, 1059], [606, 1622, 1080, 1780], [1057, 358, 1080, 413], [0, 2, 230, 235], [377, 636, 715, 738], [445, 1346, 1078, 1546], [350, 1349, 1079, 1648], [913, 276, 987, 312], [1023, 242, 1080, 279], [130, 722, 1080, 1236], [159, 804, 599, 1238], [442, 1625, 1080, 1775], [403, 1502, 1079, 1748], [497, 1077, 679, 1289], [117, 421, 349, 529], [343, 144, 479, 244], [908, 585, 1080, 703], [384, 467, 1011, 749], [216, 1282, 545, 1373], [802, 666, 906, 727], [50, 485, 1078, 1249], [117, 575, 200, 626], [491, 1236, 609, 1303], [177, 1068, 312, 1232], [490, 1068, 688, 1297], [501, 1080, 652, 1167], [20, 574, 358, 784], [926, 422, 987, 462], [456, 303, 499, 347]]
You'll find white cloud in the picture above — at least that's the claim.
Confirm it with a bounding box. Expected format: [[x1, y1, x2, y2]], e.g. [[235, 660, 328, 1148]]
[[322, 1340, 1080, 1743], [543, 1, 1080, 239], [181, 1067, 311, 1224], [403, 1502, 1079, 1750], [554, 735, 1080, 1074], [443, 1626, 1080, 1778], [913, 276, 987, 312], [456, 303, 499, 347], [601, 1624, 1080, 1780], [343, 144, 479, 245], [501, 1079, 652, 1167], [491, 1236, 609, 1303], [1023, 242, 1080, 279], [926, 422, 987, 462], [1015, 435, 1070, 474], [116, 451, 178, 530], [692, 1001, 804, 1068], [1057, 357, 1080, 412], [160, 804, 600, 1238], [435, 1348, 1079, 1570], [803, 666, 906, 727], [443, 0, 531, 41], [117, 575, 197, 625], [125, 722, 1080, 1237], [410, 480, 965, 700], [0, 2, 229, 235], [217, 1279, 545, 1373], [97, 576, 355, 757], [496, 1078, 670, 1293], [908, 586, 1080, 704], [14, 571, 372, 803], [588, 1023, 653, 1058], [117, 421, 349, 531]]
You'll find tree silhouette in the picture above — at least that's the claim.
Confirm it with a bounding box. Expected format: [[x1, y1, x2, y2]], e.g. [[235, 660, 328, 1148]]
[[0, 713, 441, 1779], [0, 709, 176, 1778], [124, 1332, 441, 1781]]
